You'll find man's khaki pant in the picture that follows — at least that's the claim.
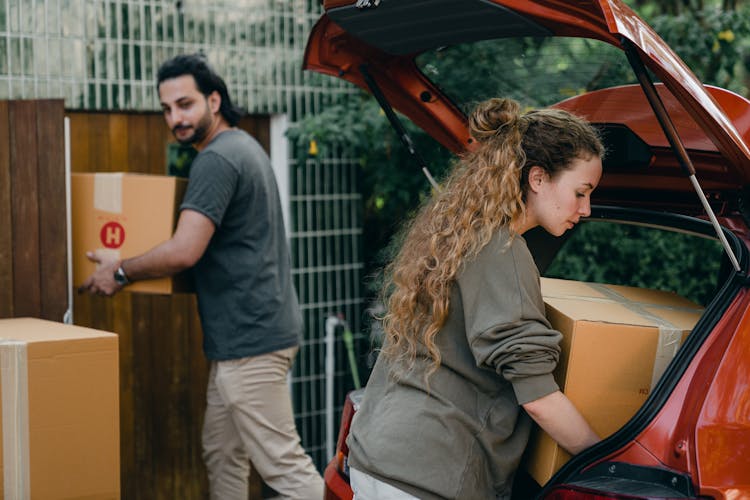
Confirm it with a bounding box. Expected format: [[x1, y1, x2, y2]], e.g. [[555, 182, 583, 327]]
[[202, 346, 324, 500]]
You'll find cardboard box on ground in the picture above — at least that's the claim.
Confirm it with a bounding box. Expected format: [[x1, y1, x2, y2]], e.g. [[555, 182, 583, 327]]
[[71, 172, 192, 294], [0, 318, 120, 499], [521, 278, 704, 485]]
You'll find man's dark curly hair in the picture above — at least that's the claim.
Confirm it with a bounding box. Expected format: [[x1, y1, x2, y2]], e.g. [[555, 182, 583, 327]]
[[157, 53, 243, 126]]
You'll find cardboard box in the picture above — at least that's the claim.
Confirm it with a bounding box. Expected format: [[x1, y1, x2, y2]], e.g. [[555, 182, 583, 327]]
[[522, 278, 704, 485], [0, 318, 119, 499], [71, 172, 191, 294]]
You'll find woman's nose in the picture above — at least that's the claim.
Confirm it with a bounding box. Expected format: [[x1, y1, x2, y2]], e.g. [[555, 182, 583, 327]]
[[579, 197, 591, 217]]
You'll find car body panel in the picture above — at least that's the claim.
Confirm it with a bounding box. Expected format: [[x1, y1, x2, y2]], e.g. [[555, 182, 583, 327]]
[[553, 86, 746, 207], [304, 14, 470, 153], [324, 462, 353, 500], [695, 292, 750, 494]]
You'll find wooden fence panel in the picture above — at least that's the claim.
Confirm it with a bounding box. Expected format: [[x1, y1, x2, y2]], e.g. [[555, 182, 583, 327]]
[[69, 111, 271, 500], [126, 114, 150, 172], [0, 99, 67, 321], [88, 113, 113, 171], [10, 101, 42, 317], [37, 100, 68, 321], [0, 101, 12, 317]]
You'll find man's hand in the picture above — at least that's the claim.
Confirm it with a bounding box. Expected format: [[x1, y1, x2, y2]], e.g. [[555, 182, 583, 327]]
[[77, 250, 123, 297]]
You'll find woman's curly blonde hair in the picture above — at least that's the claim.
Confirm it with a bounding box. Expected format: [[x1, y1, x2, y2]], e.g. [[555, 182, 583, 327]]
[[380, 97, 604, 376]]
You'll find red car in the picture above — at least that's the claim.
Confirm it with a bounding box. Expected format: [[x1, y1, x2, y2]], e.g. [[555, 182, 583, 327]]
[[304, 1, 750, 498]]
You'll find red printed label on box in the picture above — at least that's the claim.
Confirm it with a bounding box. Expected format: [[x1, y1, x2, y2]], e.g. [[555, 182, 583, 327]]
[[100, 221, 125, 248]]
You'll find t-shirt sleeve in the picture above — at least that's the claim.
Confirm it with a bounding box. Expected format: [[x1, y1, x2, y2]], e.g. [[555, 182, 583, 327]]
[[458, 234, 562, 405], [180, 151, 240, 227]]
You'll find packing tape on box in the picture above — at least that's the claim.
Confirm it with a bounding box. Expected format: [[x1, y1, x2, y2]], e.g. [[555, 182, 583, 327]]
[[586, 283, 696, 389], [94, 173, 123, 214], [0, 339, 30, 500]]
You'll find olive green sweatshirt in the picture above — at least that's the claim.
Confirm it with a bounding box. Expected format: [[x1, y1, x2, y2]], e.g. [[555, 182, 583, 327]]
[[348, 229, 561, 499]]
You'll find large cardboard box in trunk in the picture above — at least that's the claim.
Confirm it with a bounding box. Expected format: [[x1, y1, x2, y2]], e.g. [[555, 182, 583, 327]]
[[71, 172, 191, 294], [0, 318, 120, 499], [521, 278, 704, 485]]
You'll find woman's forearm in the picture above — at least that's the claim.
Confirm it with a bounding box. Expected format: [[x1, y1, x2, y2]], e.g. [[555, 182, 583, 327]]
[[522, 390, 600, 454]]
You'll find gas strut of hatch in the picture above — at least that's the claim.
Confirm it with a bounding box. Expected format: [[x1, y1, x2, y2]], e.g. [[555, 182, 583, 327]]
[[359, 64, 440, 190], [622, 37, 741, 272]]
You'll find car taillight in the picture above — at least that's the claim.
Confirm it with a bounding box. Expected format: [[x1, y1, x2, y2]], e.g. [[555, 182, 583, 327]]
[[334, 390, 362, 479], [546, 485, 690, 500], [543, 462, 706, 500]]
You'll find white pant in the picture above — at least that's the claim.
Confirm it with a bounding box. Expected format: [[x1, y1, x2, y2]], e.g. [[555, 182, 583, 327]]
[[202, 346, 324, 500], [350, 468, 420, 500]]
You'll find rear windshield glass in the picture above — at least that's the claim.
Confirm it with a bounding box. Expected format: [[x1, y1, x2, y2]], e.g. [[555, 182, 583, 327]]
[[415, 37, 638, 113], [543, 220, 724, 307]]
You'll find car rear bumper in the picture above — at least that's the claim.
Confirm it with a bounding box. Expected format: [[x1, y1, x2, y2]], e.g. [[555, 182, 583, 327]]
[[324, 459, 353, 500]]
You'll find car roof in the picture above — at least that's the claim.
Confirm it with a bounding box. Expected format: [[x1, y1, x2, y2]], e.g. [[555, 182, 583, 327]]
[[304, 0, 750, 203]]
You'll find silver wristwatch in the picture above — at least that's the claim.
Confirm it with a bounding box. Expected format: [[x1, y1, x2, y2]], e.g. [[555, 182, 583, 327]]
[[113, 265, 130, 286]]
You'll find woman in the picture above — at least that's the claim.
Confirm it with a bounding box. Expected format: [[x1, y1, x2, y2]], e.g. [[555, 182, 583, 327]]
[[348, 97, 603, 499]]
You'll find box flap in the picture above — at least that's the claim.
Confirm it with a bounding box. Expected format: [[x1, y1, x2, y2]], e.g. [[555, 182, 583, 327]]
[[540, 277, 609, 300], [544, 296, 653, 327], [541, 277, 703, 331], [0, 318, 116, 343]]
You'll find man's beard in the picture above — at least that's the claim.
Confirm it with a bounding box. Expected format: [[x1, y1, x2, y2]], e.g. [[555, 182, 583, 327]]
[[172, 108, 212, 145]]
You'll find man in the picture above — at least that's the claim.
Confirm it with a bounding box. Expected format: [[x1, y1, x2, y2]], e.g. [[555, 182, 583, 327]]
[[80, 53, 324, 500]]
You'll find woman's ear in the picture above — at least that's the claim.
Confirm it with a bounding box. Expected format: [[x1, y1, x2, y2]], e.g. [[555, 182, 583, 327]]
[[527, 166, 548, 193]]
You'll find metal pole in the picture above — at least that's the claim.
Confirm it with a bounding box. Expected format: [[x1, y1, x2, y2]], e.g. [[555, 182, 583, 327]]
[[64, 116, 73, 324], [622, 38, 740, 272], [359, 64, 440, 190]]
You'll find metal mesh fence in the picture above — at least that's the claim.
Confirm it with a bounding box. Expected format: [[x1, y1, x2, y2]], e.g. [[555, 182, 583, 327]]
[[290, 145, 371, 468], [0, 0, 355, 115], [0, 0, 368, 471]]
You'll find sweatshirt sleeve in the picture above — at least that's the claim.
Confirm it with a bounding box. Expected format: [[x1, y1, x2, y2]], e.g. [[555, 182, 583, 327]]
[[458, 232, 562, 405]]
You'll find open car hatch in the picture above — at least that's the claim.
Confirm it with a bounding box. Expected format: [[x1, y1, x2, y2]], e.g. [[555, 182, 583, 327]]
[[304, 0, 750, 270], [304, 2, 750, 497], [303, 0, 750, 192]]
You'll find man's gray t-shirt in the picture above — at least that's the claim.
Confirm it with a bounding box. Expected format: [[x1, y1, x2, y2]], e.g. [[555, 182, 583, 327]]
[[180, 129, 301, 360]]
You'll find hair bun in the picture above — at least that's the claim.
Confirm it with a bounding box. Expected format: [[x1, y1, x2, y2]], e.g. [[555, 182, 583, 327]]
[[468, 98, 522, 143]]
